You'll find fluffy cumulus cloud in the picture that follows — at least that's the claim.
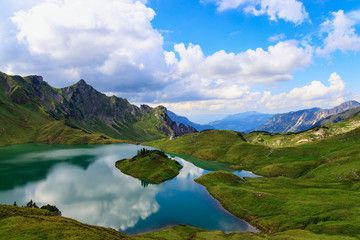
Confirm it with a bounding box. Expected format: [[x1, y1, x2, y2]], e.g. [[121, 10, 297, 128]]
[[288, 73, 345, 101], [0, 0, 354, 116], [202, 0, 309, 24], [261, 72, 346, 109], [7, 0, 169, 91], [158, 73, 347, 116], [317, 10, 360, 55], [168, 40, 312, 84]]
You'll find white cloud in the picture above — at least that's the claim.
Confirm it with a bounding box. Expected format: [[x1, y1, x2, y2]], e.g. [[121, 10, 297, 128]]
[[203, 0, 309, 24], [9, 0, 169, 91], [268, 33, 286, 42], [158, 73, 347, 116], [170, 40, 312, 84], [317, 10, 360, 56], [288, 73, 345, 101], [0, 0, 352, 116], [262, 72, 346, 109], [348, 9, 360, 23]]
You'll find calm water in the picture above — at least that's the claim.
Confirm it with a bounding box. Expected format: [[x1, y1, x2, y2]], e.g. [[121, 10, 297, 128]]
[[0, 143, 260, 235]]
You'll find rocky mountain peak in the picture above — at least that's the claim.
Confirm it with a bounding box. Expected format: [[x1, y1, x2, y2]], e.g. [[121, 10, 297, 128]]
[[140, 104, 152, 112], [27, 75, 43, 85], [328, 100, 360, 115]]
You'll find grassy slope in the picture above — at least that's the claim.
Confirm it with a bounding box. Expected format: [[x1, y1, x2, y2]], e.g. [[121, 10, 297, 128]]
[[0, 102, 126, 147], [0, 204, 129, 240], [115, 150, 182, 183], [195, 171, 360, 237], [135, 225, 355, 240], [147, 124, 360, 238], [0, 73, 135, 146], [1, 204, 356, 240]]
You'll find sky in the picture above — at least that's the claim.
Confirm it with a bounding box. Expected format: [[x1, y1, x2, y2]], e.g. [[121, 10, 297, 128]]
[[1, 0, 360, 123]]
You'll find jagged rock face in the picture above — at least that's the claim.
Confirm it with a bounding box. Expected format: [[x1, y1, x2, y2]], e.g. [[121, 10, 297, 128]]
[[59, 80, 138, 123], [256, 101, 360, 133], [0, 72, 196, 141], [154, 106, 197, 137]]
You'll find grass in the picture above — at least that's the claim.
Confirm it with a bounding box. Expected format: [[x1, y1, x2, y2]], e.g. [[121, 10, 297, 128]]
[[195, 171, 360, 237], [134, 224, 356, 240], [0, 204, 129, 240], [146, 120, 360, 238], [115, 149, 182, 183], [3, 204, 354, 240]]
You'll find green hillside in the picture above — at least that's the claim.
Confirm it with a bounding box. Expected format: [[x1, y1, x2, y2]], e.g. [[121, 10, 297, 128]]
[[0, 72, 195, 146], [146, 119, 360, 238], [0, 204, 129, 240]]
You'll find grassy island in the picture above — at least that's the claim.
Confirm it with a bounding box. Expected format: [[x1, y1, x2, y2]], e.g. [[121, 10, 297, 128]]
[[115, 149, 183, 184]]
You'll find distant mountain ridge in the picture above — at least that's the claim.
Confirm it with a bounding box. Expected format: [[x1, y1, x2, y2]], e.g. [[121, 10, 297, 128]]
[[0, 72, 196, 145], [167, 110, 214, 131], [314, 106, 360, 127], [255, 101, 360, 133], [209, 111, 274, 133]]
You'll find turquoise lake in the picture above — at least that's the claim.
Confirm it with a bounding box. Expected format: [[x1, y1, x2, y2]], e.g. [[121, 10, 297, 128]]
[[0, 143, 260, 235]]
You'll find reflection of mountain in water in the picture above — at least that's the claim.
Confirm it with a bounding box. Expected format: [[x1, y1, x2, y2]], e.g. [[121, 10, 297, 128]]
[[0, 143, 258, 235]]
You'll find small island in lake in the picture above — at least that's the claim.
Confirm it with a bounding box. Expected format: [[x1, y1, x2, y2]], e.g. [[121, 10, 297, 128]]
[[115, 148, 183, 184]]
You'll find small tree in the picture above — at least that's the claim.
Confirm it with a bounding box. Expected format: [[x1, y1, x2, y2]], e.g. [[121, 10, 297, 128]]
[[13, 201, 17, 207], [26, 200, 33, 208], [137, 148, 150, 156], [41, 204, 62, 216], [26, 200, 39, 208]]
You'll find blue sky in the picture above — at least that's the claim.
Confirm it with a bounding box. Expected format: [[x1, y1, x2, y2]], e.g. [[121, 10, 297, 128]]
[[1, 0, 360, 123]]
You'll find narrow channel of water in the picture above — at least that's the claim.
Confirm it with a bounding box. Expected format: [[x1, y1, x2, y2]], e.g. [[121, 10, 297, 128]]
[[0, 143, 260, 235]]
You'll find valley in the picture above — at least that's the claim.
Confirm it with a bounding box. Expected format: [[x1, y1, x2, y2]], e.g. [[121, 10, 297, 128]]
[[1, 72, 360, 239]]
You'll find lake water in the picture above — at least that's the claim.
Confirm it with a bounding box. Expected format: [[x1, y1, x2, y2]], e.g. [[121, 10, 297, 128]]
[[0, 143, 260, 235]]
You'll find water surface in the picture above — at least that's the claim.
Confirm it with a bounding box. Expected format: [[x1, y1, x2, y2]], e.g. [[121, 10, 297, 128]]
[[0, 143, 259, 235]]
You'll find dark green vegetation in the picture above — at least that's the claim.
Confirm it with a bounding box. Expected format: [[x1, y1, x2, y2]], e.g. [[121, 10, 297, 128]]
[[24, 199, 62, 216], [115, 149, 182, 183], [0, 204, 129, 240], [147, 115, 360, 238], [0, 72, 195, 146]]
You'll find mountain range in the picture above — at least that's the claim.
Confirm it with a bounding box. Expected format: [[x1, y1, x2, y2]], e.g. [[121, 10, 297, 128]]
[[255, 100, 360, 133], [168, 101, 360, 134], [2, 71, 359, 147], [209, 111, 274, 133], [0, 72, 195, 146]]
